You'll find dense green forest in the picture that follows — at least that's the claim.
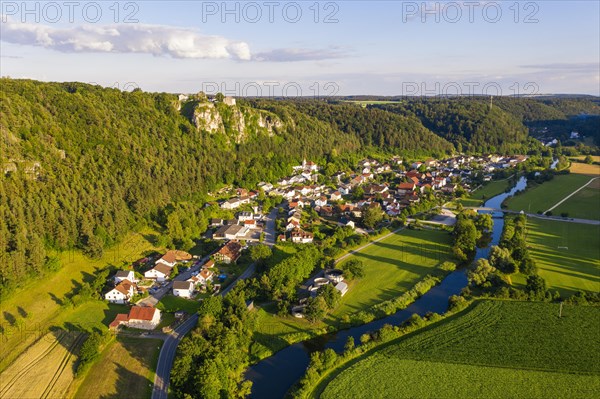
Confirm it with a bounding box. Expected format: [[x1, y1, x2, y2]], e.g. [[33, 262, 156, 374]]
[[373, 98, 533, 153], [374, 97, 600, 148], [1, 79, 597, 296]]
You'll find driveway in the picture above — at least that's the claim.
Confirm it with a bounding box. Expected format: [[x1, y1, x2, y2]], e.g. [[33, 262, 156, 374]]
[[263, 205, 280, 246]]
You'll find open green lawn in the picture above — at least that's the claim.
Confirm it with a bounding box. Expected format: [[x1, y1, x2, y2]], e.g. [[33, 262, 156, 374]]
[[75, 337, 162, 399], [57, 301, 130, 332], [320, 300, 600, 399], [331, 229, 453, 318], [251, 304, 326, 361], [459, 179, 513, 207], [251, 229, 455, 360], [552, 185, 600, 220], [506, 174, 592, 213], [0, 228, 160, 372], [514, 218, 600, 295], [471, 179, 512, 201], [156, 294, 203, 314]]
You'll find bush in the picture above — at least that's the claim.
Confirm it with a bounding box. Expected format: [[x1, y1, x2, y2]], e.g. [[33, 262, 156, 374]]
[[440, 261, 457, 271]]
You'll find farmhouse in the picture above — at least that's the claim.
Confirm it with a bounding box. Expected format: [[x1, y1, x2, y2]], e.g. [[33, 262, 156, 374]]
[[105, 279, 135, 304], [330, 191, 342, 201], [213, 241, 242, 264], [173, 280, 194, 298], [197, 269, 214, 285], [237, 211, 254, 222], [109, 306, 161, 330]]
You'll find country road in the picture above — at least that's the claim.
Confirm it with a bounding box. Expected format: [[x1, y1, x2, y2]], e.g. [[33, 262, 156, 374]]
[[150, 204, 279, 399], [465, 206, 600, 225]]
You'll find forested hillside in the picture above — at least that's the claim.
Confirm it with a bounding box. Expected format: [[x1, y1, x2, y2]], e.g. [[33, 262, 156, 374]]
[[373, 98, 531, 153], [374, 97, 600, 147], [276, 100, 454, 157], [0, 80, 362, 295]]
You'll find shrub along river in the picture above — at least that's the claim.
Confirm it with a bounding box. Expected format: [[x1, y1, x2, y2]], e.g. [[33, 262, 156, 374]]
[[245, 176, 528, 398]]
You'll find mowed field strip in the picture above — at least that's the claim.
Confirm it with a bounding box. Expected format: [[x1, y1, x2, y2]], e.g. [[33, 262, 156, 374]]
[[0, 330, 85, 399], [319, 301, 600, 399]]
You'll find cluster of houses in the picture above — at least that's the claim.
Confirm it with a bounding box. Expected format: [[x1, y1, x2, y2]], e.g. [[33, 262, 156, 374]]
[[105, 240, 245, 309], [210, 154, 528, 245], [172, 260, 215, 299]]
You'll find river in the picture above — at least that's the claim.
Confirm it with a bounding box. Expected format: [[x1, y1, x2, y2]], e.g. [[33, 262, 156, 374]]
[[245, 176, 528, 398]]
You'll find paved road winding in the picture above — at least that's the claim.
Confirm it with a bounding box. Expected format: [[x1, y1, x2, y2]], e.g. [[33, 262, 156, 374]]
[[151, 205, 279, 399]]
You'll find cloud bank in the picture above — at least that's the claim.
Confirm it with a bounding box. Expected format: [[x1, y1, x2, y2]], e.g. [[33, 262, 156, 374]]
[[0, 18, 251, 60]]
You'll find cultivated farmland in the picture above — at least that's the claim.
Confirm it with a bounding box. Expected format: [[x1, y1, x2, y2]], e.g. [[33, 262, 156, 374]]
[[320, 300, 600, 399], [0, 329, 84, 399], [570, 156, 600, 176]]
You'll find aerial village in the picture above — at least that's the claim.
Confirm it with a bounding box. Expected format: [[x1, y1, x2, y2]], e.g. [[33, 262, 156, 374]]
[[104, 153, 528, 329]]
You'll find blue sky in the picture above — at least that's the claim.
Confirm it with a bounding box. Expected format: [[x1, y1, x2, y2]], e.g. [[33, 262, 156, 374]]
[[1, 1, 598, 95]]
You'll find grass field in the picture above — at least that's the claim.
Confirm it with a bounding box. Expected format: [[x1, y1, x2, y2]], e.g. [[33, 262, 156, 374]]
[[552, 183, 600, 220], [75, 337, 162, 399], [506, 174, 592, 213], [330, 229, 453, 318], [319, 300, 600, 399], [0, 329, 85, 399], [471, 179, 512, 201], [458, 178, 513, 207], [157, 295, 203, 314], [0, 229, 160, 373], [513, 218, 600, 295], [251, 229, 455, 359]]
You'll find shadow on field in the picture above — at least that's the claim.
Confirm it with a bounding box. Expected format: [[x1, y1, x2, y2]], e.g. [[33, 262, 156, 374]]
[[100, 362, 153, 399]]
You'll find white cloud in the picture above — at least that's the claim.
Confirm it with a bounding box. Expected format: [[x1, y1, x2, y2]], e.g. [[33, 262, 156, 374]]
[[253, 47, 350, 62], [0, 18, 251, 60]]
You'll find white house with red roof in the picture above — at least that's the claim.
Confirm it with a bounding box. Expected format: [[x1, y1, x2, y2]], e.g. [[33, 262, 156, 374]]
[[105, 279, 136, 304], [109, 306, 161, 330]]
